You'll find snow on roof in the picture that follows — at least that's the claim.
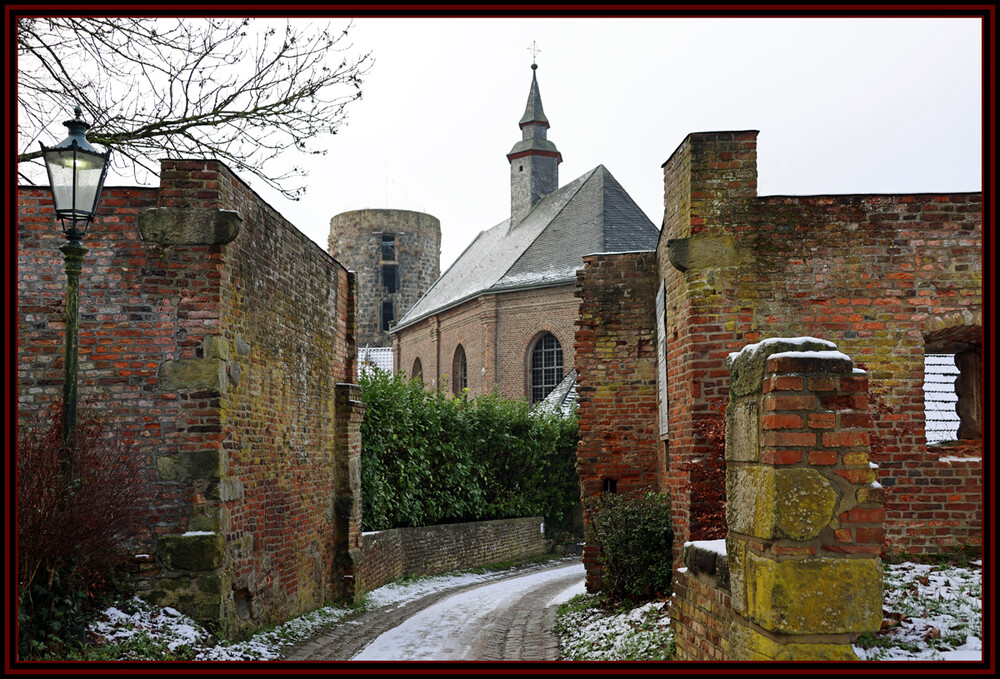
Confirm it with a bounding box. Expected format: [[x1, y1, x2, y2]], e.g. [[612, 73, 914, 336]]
[[393, 165, 658, 331]]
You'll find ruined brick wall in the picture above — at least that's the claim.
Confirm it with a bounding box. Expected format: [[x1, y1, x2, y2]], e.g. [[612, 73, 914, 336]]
[[574, 251, 662, 590], [657, 131, 982, 556], [393, 284, 579, 402], [329, 209, 440, 350], [358, 517, 548, 594], [17, 160, 360, 636], [671, 542, 731, 661]]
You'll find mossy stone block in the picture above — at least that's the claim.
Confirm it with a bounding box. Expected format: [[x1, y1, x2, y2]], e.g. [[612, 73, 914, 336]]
[[159, 358, 227, 393], [744, 551, 882, 635], [158, 532, 224, 572], [139, 207, 242, 245], [729, 622, 860, 661], [727, 467, 839, 540], [727, 337, 838, 398], [156, 449, 221, 481], [725, 399, 759, 462]]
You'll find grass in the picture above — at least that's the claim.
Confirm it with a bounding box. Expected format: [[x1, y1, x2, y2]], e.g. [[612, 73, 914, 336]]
[[555, 592, 673, 661]]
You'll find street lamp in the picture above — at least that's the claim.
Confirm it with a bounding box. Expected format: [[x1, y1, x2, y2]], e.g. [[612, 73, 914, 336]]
[[40, 106, 111, 450]]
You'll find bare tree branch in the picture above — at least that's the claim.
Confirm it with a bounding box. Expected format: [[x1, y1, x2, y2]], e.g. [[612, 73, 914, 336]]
[[17, 17, 372, 200]]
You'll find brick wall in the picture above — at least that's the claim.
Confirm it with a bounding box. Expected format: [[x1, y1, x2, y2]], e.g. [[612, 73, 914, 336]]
[[656, 131, 982, 556], [17, 159, 361, 636], [574, 251, 662, 590], [357, 517, 549, 593], [393, 285, 579, 402], [671, 542, 731, 661]]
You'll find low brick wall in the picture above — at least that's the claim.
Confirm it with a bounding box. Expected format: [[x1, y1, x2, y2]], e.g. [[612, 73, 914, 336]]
[[358, 517, 548, 593], [672, 541, 732, 661]]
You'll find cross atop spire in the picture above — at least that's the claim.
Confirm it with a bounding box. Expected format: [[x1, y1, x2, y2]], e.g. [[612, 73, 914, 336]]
[[527, 40, 541, 67]]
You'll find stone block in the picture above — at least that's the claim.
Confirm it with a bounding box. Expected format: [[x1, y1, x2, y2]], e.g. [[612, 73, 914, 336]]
[[158, 532, 225, 572], [727, 337, 838, 398], [159, 358, 227, 393], [743, 551, 882, 635], [727, 466, 839, 540], [726, 399, 759, 462], [155, 449, 221, 481], [728, 622, 860, 661], [138, 207, 242, 245]]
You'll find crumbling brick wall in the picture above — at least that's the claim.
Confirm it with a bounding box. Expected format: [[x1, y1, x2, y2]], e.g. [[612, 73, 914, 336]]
[[17, 159, 361, 636], [673, 338, 883, 661], [657, 131, 982, 556], [574, 251, 662, 590]]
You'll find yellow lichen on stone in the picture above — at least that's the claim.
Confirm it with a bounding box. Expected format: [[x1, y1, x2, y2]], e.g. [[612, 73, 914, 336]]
[[727, 467, 839, 540], [744, 551, 882, 635], [729, 622, 860, 661]]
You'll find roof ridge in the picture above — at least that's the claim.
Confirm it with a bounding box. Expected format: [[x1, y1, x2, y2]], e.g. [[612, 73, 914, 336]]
[[499, 166, 602, 282]]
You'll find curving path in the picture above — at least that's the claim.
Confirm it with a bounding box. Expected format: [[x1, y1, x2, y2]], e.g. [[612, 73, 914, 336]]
[[285, 558, 585, 662]]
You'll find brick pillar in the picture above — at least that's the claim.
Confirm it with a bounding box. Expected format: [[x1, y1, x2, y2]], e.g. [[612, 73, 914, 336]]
[[725, 338, 882, 661], [332, 382, 365, 602]]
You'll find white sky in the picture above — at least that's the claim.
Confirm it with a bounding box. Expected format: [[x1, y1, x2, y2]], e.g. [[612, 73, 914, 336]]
[[119, 16, 987, 271]]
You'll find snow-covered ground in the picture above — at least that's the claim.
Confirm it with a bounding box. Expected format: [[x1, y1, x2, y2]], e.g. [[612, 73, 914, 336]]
[[81, 558, 983, 662]]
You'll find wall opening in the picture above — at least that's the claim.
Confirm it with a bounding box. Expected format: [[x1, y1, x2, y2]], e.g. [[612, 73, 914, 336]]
[[453, 344, 467, 394], [382, 264, 399, 294], [924, 323, 982, 443], [381, 233, 395, 261], [412, 357, 423, 381], [602, 478, 617, 494], [530, 332, 563, 403], [380, 300, 394, 332]]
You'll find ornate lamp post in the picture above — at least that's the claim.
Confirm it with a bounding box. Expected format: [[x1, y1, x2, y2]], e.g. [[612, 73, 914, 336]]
[[40, 106, 111, 450]]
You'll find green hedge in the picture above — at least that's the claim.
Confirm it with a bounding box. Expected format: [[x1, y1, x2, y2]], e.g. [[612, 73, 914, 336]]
[[359, 369, 579, 533], [585, 490, 673, 601]]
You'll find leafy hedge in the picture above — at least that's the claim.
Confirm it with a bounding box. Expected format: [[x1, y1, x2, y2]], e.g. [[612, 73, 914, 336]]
[[585, 490, 673, 601], [358, 369, 579, 533]]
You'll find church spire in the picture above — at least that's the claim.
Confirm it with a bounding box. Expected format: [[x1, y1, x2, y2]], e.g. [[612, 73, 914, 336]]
[[507, 59, 561, 225]]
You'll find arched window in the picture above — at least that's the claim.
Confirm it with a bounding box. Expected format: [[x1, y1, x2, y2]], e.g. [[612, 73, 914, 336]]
[[530, 333, 563, 403], [452, 345, 467, 394], [411, 358, 423, 382]]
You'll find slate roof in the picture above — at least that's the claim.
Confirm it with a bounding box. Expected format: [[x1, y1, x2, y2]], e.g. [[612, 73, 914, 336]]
[[392, 165, 659, 331]]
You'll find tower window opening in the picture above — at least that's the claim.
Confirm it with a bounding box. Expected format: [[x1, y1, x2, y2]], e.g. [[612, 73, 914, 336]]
[[381, 233, 395, 261]]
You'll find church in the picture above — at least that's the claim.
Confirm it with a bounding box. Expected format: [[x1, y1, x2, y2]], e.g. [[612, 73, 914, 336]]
[[390, 63, 659, 403]]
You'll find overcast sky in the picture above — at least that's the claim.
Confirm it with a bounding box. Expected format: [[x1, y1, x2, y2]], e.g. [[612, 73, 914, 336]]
[[150, 17, 990, 270]]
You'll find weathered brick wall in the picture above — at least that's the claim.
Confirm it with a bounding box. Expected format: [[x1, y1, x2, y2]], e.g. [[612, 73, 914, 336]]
[[723, 339, 882, 660], [358, 517, 549, 593], [657, 130, 982, 556], [393, 284, 579, 402], [329, 209, 440, 349], [17, 159, 361, 636], [574, 251, 662, 590], [671, 542, 731, 661]]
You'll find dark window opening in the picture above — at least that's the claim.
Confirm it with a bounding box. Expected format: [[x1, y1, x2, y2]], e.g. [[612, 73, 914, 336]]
[[412, 358, 423, 381], [602, 478, 617, 494], [381, 233, 395, 261], [453, 345, 467, 394], [382, 264, 399, 294], [380, 300, 394, 332], [530, 333, 563, 403]]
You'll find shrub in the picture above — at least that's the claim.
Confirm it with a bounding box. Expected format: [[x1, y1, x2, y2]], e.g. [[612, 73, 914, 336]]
[[585, 490, 673, 602], [358, 368, 579, 532], [17, 404, 148, 658]]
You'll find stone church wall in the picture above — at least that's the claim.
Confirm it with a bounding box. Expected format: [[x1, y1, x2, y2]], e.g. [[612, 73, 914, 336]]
[[656, 131, 982, 557], [17, 160, 361, 637]]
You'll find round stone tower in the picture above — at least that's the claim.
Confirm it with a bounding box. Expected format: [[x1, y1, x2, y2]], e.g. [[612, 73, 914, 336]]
[[328, 209, 441, 349]]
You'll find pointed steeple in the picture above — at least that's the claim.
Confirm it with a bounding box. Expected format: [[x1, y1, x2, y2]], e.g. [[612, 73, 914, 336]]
[[507, 63, 561, 225]]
